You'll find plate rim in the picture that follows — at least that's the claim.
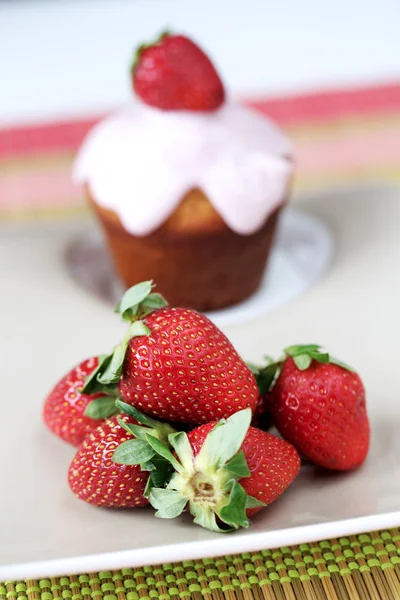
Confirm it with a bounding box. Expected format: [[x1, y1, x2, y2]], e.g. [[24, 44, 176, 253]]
[[3, 511, 400, 581]]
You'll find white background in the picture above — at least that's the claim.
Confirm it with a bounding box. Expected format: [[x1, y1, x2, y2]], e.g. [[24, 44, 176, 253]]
[[0, 0, 399, 126]]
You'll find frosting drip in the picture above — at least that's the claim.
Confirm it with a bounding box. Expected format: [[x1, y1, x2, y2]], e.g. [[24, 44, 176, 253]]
[[74, 101, 293, 236]]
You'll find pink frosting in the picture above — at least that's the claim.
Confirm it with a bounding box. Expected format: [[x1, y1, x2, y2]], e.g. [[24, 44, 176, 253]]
[[74, 101, 293, 236]]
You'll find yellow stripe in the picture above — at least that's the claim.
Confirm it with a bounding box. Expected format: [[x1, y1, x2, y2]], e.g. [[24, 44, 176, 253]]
[[287, 111, 400, 141]]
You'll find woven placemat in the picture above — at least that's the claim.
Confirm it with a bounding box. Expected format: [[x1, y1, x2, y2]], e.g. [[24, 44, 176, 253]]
[[3, 528, 400, 600]]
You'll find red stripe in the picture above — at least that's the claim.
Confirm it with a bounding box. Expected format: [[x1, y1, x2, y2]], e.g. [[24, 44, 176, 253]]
[[1, 82, 399, 159]]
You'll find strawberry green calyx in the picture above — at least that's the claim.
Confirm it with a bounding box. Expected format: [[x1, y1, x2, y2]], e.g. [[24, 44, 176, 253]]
[[284, 344, 330, 370], [114, 400, 177, 447], [251, 345, 354, 396], [81, 281, 168, 397], [248, 357, 279, 396], [146, 409, 265, 532], [84, 391, 120, 419], [284, 344, 354, 372], [114, 280, 168, 322], [112, 400, 177, 494], [131, 30, 170, 74]]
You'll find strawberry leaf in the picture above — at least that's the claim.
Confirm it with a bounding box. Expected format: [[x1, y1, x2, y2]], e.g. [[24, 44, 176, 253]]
[[218, 482, 249, 529], [127, 321, 151, 338], [285, 344, 352, 372], [149, 456, 174, 487], [190, 503, 233, 533], [139, 293, 168, 317], [140, 461, 157, 472], [245, 495, 266, 509], [309, 351, 330, 364], [97, 339, 129, 385], [113, 439, 156, 465], [118, 420, 152, 441], [293, 354, 312, 370], [250, 361, 281, 395], [196, 409, 252, 471], [115, 400, 157, 426], [115, 281, 153, 321], [144, 458, 173, 499], [81, 354, 112, 394], [146, 435, 183, 473], [246, 362, 260, 375], [144, 474, 154, 498], [84, 396, 119, 419], [150, 489, 187, 519], [116, 401, 177, 443], [285, 344, 321, 355], [223, 451, 251, 479], [168, 432, 194, 472]]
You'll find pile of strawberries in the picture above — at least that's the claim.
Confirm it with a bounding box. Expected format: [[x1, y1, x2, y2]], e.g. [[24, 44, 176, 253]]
[[43, 281, 370, 532]]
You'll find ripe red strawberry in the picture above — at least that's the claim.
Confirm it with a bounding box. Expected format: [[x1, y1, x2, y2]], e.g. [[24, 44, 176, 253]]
[[251, 394, 272, 431], [265, 345, 370, 471], [68, 415, 149, 507], [118, 307, 258, 425], [83, 281, 258, 426], [188, 422, 300, 516], [43, 357, 109, 446], [147, 409, 300, 531], [132, 32, 225, 111], [68, 406, 177, 508]]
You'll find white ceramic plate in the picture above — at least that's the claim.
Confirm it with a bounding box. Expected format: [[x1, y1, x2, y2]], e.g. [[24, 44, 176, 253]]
[[64, 209, 334, 327], [1, 184, 400, 580]]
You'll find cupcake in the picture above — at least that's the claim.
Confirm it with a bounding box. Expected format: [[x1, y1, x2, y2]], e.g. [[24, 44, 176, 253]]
[[74, 32, 293, 311]]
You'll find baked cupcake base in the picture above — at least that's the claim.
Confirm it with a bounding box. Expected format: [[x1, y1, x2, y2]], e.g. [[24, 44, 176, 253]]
[[89, 188, 285, 311]]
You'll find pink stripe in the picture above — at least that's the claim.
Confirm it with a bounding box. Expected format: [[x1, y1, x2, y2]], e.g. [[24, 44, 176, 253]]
[[1, 125, 399, 210], [0, 82, 399, 158]]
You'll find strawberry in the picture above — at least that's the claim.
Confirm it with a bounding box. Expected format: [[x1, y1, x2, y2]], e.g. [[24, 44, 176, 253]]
[[247, 360, 276, 430], [85, 281, 259, 426], [132, 32, 225, 111], [251, 394, 272, 431], [119, 308, 258, 425], [68, 408, 176, 507], [43, 357, 116, 446], [145, 409, 300, 531], [261, 345, 370, 471]]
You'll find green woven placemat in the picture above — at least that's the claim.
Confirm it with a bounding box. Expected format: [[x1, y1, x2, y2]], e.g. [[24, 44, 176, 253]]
[[3, 528, 400, 600]]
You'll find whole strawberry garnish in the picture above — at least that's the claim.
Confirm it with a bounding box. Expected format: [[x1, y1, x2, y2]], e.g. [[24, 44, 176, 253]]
[[43, 357, 118, 446], [144, 409, 300, 531], [132, 32, 225, 111], [68, 408, 176, 507], [85, 281, 258, 426], [263, 345, 370, 471]]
